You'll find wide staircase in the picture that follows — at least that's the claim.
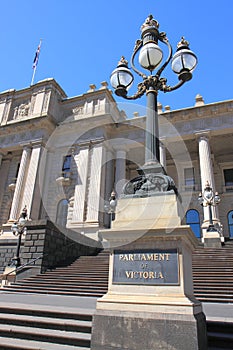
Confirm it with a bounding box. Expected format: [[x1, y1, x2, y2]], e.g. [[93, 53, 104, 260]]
[[1, 242, 233, 349], [192, 240, 233, 303], [2, 251, 109, 297]]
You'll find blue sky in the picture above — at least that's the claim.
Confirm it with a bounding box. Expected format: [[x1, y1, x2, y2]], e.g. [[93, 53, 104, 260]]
[[0, 0, 232, 113]]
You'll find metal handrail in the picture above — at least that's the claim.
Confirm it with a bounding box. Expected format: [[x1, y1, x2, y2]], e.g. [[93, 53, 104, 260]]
[[1, 237, 101, 279], [2, 254, 45, 278]]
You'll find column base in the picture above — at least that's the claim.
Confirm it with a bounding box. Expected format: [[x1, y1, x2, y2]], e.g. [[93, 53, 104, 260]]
[[202, 228, 223, 248], [0, 224, 17, 239]]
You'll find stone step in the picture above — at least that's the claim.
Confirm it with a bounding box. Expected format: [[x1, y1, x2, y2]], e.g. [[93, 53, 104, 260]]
[[0, 313, 92, 333], [193, 271, 233, 275], [207, 320, 233, 349], [0, 337, 89, 350], [0, 301, 94, 321], [43, 272, 108, 276], [2, 287, 105, 297], [0, 324, 91, 347], [10, 282, 108, 290], [18, 278, 108, 284], [194, 289, 233, 295]]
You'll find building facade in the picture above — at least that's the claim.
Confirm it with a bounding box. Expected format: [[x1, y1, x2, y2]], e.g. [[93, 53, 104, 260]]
[[0, 78, 232, 250]]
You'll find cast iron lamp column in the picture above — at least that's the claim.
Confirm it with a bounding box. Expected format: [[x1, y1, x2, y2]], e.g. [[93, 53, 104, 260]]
[[104, 191, 117, 227], [110, 15, 197, 196], [198, 181, 221, 232], [10, 206, 28, 267]]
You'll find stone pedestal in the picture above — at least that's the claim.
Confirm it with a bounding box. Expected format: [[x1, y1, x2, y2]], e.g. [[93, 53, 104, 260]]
[[91, 196, 208, 350], [202, 228, 223, 248]]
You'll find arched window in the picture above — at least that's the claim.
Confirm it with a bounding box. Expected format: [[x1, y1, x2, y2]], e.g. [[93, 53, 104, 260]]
[[186, 209, 201, 238], [56, 199, 68, 227], [227, 210, 233, 238]]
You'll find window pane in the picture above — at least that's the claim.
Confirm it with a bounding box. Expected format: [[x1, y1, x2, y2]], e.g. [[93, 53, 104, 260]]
[[186, 209, 201, 239], [56, 199, 68, 227], [184, 167, 195, 186], [186, 209, 199, 223], [190, 223, 201, 238], [230, 225, 233, 238], [224, 169, 233, 186], [62, 155, 72, 172], [228, 211, 233, 225]]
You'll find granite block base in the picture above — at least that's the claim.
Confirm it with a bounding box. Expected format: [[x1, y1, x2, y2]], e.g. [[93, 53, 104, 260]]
[[91, 310, 207, 350]]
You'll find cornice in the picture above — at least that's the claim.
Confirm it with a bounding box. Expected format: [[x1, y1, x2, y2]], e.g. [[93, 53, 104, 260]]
[[0, 115, 55, 136], [161, 99, 233, 123]]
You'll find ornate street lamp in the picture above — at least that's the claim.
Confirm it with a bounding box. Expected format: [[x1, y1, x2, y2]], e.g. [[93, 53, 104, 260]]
[[198, 181, 221, 232], [104, 191, 117, 226], [10, 206, 28, 267], [110, 14, 197, 197]]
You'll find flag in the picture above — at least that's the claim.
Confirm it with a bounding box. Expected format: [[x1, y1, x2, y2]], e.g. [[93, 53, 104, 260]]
[[32, 41, 41, 69]]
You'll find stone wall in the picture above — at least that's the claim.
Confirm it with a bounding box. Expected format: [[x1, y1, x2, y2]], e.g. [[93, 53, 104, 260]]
[[0, 240, 16, 273], [21, 220, 102, 273]]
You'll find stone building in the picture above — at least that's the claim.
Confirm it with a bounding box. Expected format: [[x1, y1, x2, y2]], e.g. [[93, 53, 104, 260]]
[[0, 78, 232, 269]]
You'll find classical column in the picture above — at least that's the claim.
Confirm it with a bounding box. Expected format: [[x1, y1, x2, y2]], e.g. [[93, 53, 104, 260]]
[[159, 141, 167, 170], [72, 145, 89, 223], [21, 142, 43, 219], [86, 143, 106, 224], [114, 148, 127, 197], [198, 134, 219, 225], [0, 153, 3, 167], [9, 146, 31, 221], [104, 150, 115, 227]]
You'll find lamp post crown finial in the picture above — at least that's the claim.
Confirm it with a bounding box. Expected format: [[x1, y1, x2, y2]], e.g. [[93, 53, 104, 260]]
[[177, 36, 190, 48], [118, 56, 128, 66], [141, 14, 159, 32]]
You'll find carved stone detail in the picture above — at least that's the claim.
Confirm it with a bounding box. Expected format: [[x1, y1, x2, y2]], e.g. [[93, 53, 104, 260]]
[[72, 106, 84, 115], [13, 102, 31, 119]]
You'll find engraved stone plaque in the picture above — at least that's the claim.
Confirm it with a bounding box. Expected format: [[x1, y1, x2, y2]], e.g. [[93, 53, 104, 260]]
[[113, 248, 179, 285]]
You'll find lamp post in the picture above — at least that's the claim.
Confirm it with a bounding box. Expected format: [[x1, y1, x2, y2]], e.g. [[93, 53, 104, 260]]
[[10, 206, 27, 267], [110, 14, 197, 197], [104, 191, 117, 227], [198, 181, 221, 232]]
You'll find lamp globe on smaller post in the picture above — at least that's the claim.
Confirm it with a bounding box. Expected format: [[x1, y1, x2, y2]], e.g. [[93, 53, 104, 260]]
[[172, 37, 198, 82], [11, 222, 19, 236]]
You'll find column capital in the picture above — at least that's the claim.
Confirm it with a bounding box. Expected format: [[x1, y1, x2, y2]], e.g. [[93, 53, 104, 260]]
[[20, 143, 31, 150], [195, 130, 211, 141], [159, 139, 167, 148], [31, 138, 44, 148], [111, 144, 128, 153]]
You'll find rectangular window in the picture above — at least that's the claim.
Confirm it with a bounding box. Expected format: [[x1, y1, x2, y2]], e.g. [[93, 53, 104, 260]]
[[184, 167, 195, 190], [62, 155, 72, 178], [224, 168, 233, 191]]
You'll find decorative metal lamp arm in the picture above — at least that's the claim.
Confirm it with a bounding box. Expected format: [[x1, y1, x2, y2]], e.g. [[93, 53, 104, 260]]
[[162, 79, 185, 92], [119, 82, 147, 100], [155, 34, 173, 79], [130, 40, 147, 79]]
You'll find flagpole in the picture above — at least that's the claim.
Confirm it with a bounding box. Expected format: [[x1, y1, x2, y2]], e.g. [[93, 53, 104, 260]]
[[31, 65, 37, 86], [31, 39, 42, 86]]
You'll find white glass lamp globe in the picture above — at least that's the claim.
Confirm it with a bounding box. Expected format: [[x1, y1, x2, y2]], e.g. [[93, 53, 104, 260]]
[[172, 49, 197, 73], [110, 66, 134, 91], [171, 38, 197, 81], [139, 42, 163, 72]]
